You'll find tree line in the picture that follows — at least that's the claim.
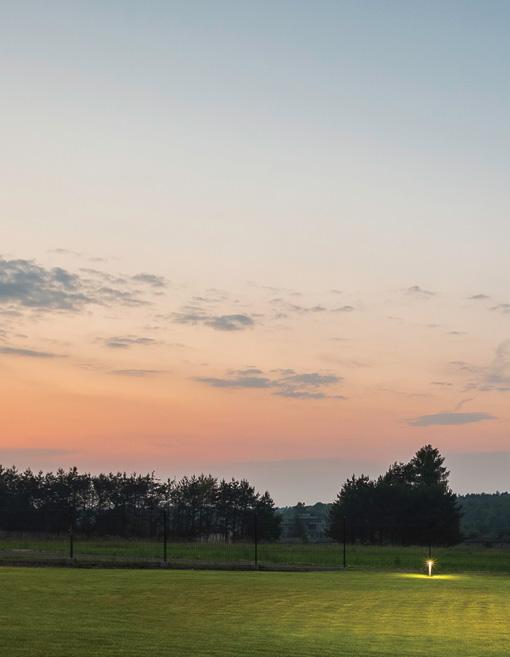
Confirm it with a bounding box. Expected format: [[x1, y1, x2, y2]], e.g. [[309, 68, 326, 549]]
[[1, 445, 470, 546], [0, 468, 281, 541], [329, 445, 462, 545], [460, 492, 510, 544]]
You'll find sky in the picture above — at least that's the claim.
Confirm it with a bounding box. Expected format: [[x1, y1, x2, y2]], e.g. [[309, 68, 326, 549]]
[[1, 1, 509, 504]]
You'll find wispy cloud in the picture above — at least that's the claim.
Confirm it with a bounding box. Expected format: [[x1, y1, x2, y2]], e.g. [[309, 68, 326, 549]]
[[194, 367, 344, 400], [110, 369, 162, 377], [275, 372, 339, 387], [194, 375, 272, 389], [274, 389, 345, 400], [404, 285, 436, 299], [48, 248, 83, 257], [231, 367, 264, 375], [190, 292, 229, 305], [408, 411, 496, 426], [269, 299, 327, 314], [490, 303, 510, 314], [479, 340, 510, 391], [0, 257, 158, 312], [269, 296, 357, 316], [48, 248, 109, 263], [0, 258, 90, 310], [131, 273, 167, 288], [172, 311, 255, 331], [0, 346, 64, 358], [317, 354, 369, 368], [102, 335, 158, 349], [450, 341, 510, 393], [332, 305, 356, 313]]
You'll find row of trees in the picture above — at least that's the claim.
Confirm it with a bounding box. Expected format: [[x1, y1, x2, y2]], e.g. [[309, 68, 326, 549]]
[[329, 445, 462, 545], [460, 492, 510, 543], [1, 445, 464, 546], [0, 467, 281, 541]]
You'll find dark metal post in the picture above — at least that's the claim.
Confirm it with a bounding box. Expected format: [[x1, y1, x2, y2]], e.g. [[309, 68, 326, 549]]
[[69, 501, 75, 560], [428, 541, 432, 560], [69, 490, 76, 560], [69, 524, 74, 560], [163, 508, 168, 563], [343, 516, 347, 568], [253, 510, 258, 569]]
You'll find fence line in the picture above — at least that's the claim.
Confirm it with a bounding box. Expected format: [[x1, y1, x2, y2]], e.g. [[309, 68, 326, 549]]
[[1, 507, 509, 571]]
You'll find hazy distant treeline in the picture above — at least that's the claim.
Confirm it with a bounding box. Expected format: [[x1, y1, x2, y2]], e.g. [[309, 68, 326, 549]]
[[460, 493, 510, 543], [0, 467, 281, 541]]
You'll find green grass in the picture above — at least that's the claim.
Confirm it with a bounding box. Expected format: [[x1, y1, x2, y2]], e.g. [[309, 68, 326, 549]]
[[1, 535, 509, 572], [0, 568, 508, 656]]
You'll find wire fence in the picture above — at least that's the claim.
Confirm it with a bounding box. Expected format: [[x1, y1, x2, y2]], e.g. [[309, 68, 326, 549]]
[[1, 509, 509, 572], [0, 506, 263, 568]]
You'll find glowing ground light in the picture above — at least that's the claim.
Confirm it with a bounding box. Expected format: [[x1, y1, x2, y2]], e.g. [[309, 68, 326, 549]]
[[426, 559, 435, 577]]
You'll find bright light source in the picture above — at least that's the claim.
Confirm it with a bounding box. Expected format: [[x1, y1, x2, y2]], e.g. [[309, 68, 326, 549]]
[[426, 559, 434, 577]]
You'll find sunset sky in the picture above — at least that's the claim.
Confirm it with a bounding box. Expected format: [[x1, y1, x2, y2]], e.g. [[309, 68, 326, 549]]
[[1, 2, 509, 503]]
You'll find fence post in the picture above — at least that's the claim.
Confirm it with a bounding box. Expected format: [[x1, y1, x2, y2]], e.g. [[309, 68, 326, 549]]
[[343, 516, 347, 569], [253, 510, 258, 569], [163, 508, 168, 563], [69, 508, 74, 560]]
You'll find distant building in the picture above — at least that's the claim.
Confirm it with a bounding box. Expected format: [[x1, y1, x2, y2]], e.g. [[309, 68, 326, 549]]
[[278, 503, 332, 542]]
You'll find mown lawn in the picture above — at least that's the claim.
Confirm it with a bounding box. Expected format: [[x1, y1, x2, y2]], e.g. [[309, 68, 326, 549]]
[[0, 568, 508, 656]]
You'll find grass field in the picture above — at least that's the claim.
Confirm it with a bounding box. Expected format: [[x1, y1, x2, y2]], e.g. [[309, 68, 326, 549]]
[[1, 535, 509, 573], [0, 567, 508, 656]]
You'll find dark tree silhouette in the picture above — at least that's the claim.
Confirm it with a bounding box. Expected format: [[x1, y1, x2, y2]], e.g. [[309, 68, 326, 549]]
[[0, 466, 281, 542], [409, 444, 450, 486], [329, 445, 461, 546]]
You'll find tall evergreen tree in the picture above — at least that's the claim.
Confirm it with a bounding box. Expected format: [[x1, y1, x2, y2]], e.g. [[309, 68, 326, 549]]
[[409, 444, 449, 486], [329, 446, 461, 546]]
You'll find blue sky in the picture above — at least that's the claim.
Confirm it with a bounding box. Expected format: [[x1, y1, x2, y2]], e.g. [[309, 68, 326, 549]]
[[1, 2, 509, 503]]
